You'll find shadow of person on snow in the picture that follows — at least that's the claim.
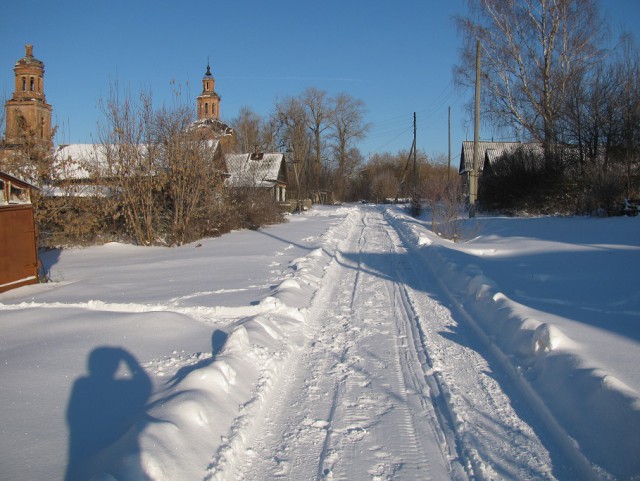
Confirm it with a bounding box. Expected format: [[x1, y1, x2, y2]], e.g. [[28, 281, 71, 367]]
[[64, 346, 152, 481], [168, 329, 228, 388]]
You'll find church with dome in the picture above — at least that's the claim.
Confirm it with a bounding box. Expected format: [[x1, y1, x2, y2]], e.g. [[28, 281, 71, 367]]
[[1, 44, 288, 205]]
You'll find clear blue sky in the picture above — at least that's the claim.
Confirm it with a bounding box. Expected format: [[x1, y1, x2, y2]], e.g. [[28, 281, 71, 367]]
[[1, 0, 639, 165]]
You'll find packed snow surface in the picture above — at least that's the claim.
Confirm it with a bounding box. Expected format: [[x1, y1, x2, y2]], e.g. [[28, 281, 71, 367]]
[[1, 204, 639, 480]]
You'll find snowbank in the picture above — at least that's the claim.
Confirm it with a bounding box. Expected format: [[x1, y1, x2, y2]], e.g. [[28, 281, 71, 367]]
[[89, 302, 307, 481], [386, 206, 640, 481], [2, 204, 639, 480], [58, 207, 357, 481]]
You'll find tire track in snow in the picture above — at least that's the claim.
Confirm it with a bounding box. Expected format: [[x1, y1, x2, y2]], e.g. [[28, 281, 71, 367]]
[[234, 207, 454, 480], [384, 207, 559, 480]]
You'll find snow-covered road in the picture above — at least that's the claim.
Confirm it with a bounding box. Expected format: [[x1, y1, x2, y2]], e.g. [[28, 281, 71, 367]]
[[3, 204, 638, 480], [234, 207, 555, 481]]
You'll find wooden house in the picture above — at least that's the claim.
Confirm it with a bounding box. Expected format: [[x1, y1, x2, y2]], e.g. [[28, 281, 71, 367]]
[[51, 139, 226, 193], [459, 141, 521, 186], [224, 152, 289, 203], [459, 141, 546, 199], [0, 171, 40, 293]]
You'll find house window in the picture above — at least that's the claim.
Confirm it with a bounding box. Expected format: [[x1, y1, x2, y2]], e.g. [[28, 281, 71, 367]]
[[30, 77, 34, 91], [0, 180, 5, 204], [22, 77, 26, 91], [205, 103, 209, 115], [9, 183, 29, 204]]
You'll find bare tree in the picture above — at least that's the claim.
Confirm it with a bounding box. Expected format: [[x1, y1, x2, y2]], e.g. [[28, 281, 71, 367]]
[[327, 93, 370, 200], [155, 98, 225, 245], [273, 96, 311, 198], [97, 81, 233, 246], [97, 85, 165, 245], [616, 34, 640, 197], [302, 87, 331, 196], [560, 62, 618, 173], [421, 159, 465, 240], [456, 0, 605, 152], [557, 32, 640, 201], [371, 170, 399, 203], [231, 106, 267, 153]]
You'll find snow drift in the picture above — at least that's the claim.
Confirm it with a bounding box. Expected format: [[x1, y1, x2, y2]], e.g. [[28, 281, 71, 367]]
[[1, 205, 639, 480], [386, 207, 640, 481]]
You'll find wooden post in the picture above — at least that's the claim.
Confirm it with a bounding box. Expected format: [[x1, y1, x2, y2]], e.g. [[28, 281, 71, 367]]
[[448, 106, 451, 182], [413, 112, 417, 194], [470, 40, 481, 218]]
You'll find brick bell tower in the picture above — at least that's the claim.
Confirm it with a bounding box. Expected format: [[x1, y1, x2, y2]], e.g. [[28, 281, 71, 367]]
[[4, 44, 53, 148], [197, 62, 221, 121]]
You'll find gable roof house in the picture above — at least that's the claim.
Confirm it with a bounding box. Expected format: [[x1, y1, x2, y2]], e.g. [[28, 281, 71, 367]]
[[459, 141, 521, 179], [224, 152, 289, 203], [459, 141, 546, 199], [50, 139, 226, 194], [48, 143, 115, 197]]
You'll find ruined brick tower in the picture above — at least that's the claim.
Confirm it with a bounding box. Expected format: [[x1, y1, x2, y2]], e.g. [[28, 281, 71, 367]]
[[4, 44, 53, 148]]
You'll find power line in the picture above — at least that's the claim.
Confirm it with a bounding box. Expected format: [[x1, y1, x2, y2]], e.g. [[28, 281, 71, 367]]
[[367, 124, 414, 154]]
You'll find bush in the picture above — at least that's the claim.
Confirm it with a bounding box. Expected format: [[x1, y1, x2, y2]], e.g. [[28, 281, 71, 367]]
[[35, 194, 124, 248], [479, 147, 569, 213], [577, 169, 626, 215], [34, 186, 287, 248], [429, 179, 466, 241], [232, 188, 286, 230]]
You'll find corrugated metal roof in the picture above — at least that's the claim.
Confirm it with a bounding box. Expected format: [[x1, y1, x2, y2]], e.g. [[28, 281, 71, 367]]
[[459, 141, 521, 173], [224, 153, 287, 188], [459, 141, 547, 173]]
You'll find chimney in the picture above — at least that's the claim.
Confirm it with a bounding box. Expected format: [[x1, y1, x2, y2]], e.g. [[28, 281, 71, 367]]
[[25, 44, 33, 57]]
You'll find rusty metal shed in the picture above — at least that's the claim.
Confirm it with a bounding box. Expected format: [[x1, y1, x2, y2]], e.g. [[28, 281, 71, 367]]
[[0, 171, 39, 293]]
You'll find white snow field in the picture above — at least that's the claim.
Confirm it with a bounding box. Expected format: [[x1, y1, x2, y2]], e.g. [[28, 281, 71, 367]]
[[0, 204, 638, 481]]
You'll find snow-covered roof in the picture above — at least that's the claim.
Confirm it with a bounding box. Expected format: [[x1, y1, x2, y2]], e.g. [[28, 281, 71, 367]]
[[189, 118, 234, 137], [54, 144, 114, 180], [224, 153, 287, 188], [54, 140, 221, 180], [459, 141, 531, 174]]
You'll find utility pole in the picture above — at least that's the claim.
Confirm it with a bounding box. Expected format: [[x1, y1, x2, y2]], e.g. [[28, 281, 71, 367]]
[[409, 112, 421, 216], [470, 39, 481, 218], [413, 112, 417, 194], [448, 106, 451, 182]]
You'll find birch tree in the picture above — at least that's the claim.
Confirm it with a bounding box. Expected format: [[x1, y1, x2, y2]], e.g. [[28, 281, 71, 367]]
[[456, 0, 604, 153]]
